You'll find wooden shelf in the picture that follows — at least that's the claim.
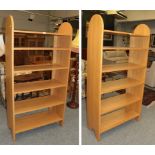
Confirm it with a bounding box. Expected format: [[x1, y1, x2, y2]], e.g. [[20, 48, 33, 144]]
[[103, 47, 148, 51], [101, 109, 139, 133], [15, 111, 62, 133], [14, 47, 70, 51], [14, 79, 66, 94], [14, 29, 71, 36], [6, 16, 72, 141], [101, 78, 143, 94], [15, 95, 64, 115], [104, 29, 148, 37], [101, 93, 140, 115], [87, 14, 150, 140], [102, 63, 144, 73], [14, 64, 68, 74], [104, 30, 131, 36]]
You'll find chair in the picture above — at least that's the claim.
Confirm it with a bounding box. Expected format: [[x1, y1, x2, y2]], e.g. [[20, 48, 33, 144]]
[[145, 61, 155, 87], [0, 34, 5, 57]]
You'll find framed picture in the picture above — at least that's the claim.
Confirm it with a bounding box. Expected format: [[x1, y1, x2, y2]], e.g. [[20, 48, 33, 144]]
[[104, 34, 112, 41], [150, 34, 155, 47]]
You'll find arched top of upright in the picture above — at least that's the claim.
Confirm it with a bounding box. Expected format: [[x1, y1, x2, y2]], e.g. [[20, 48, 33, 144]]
[[5, 15, 14, 31], [133, 24, 150, 36], [87, 14, 104, 55], [58, 22, 72, 36], [88, 14, 104, 37]]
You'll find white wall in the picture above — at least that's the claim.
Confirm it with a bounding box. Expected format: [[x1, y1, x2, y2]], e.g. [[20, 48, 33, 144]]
[[116, 20, 155, 34], [48, 10, 79, 31], [0, 10, 49, 32], [115, 12, 155, 51], [0, 10, 78, 32], [50, 10, 78, 18], [119, 10, 155, 22]]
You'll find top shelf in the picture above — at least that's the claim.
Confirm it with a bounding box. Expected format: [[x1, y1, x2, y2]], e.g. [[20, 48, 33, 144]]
[[103, 47, 148, 51], [104, 29, 149, 37], [14, 47, 70, 51], [14, 30, 71, 37]]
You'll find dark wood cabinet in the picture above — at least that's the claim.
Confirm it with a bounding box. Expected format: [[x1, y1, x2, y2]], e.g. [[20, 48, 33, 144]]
[[14, 34, 45, 65]]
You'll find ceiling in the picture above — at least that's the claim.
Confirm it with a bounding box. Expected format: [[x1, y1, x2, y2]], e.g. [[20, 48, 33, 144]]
[[19, 10, 79, 20]]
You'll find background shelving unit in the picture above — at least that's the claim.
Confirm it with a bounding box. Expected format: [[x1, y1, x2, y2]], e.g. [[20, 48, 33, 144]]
[[87, 14, 150, 141], [5, 15, 72, 141]]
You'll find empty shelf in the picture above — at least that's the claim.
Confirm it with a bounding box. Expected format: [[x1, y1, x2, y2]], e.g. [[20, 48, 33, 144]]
[[102, 63, 144, 73], [101, 78, 143, 94], [104, 29, 148, 37], [14, 47, 70, 51], [15, 110, 62, 133], [103, 47, 148, 51], [14, 79, 66, 94], [15, 95, 64, 115], [104, 30, 131, 35], [101, 93, 141, 115], [14, 64, 68, 73], [101, 108, 139, 133], [14, 29, 71, 36]]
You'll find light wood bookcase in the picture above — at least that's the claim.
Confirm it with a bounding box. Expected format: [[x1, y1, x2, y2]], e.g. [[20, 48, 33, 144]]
[[5, 15, 72, 141], [87, 14, 150, 141]]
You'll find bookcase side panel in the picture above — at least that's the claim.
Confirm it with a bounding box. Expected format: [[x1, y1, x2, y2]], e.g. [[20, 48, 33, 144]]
[[52, 23, 72, 122], [5, 15, 15, 139], [127, 24, 150, 115], [87, 15, 103, 136]]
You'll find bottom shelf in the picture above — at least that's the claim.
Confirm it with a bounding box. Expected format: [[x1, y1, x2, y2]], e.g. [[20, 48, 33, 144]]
[[15, 110, 62, 134], [101, 108, 139, 133]]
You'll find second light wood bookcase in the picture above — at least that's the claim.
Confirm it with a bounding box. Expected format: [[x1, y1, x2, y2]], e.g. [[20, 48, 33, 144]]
[[87, 14, 150, 141], [5, 15, 72, 141]]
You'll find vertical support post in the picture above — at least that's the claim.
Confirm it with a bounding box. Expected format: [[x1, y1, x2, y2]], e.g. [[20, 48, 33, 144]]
[[87, 14, 103, 140], [127, 24, 150, 119], [52, 23, 72, 125], [5, 15, 16, 141]]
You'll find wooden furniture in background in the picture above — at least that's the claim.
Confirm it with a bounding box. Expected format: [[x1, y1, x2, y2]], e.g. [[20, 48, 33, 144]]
[[87, 14, 150, 141], [14, 33, 45, 65], [67, 30, 79, 109], [67, 52, 79, 109], [5, 15, 72, 141]]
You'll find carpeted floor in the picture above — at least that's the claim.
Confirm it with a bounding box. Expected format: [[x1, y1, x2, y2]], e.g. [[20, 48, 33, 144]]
[[0, 103, 79, 145], [82, 99, 155, 145]]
